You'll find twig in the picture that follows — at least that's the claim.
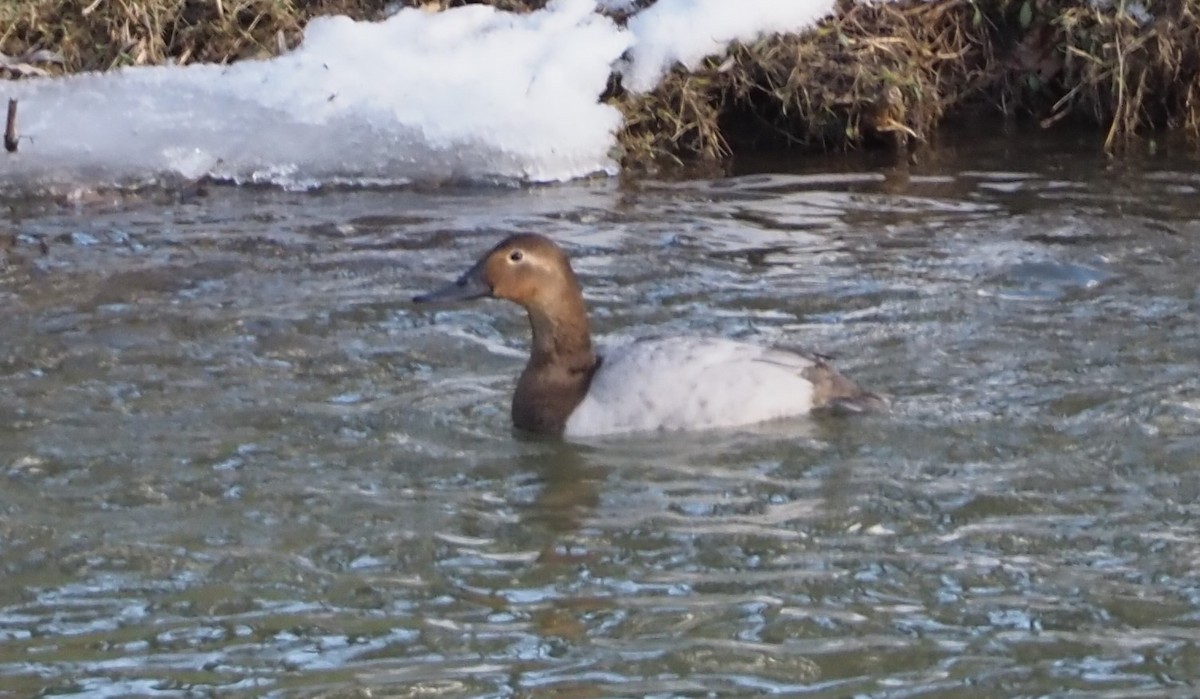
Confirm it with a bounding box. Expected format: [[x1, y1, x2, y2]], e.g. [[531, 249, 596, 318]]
[[4, 99, 17, 153], [82, 0, 105, 16], [1105, 3, 1128, 152]]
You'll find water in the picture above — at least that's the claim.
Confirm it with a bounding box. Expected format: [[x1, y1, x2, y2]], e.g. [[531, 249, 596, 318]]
[[2, 132, 1199, 697]]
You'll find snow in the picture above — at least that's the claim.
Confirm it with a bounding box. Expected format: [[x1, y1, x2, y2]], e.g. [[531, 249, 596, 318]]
[[0, 0, 834, 193], [0, 0, 628, 191], [622, 0, 835, 93]]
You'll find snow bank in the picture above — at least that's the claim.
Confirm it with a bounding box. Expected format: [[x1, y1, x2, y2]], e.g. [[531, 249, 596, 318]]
[[0, 0, 835, 193], [0, 0, 629, 191]]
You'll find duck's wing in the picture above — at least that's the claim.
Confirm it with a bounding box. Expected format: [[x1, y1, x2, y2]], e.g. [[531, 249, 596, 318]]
[[565, 337, 823, 436], [699, 340, 885, 414]]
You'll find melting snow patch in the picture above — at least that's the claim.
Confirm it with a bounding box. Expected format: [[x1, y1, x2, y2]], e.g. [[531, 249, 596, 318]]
[[0, 0, 835, 192], [0, 0, 629, 191]]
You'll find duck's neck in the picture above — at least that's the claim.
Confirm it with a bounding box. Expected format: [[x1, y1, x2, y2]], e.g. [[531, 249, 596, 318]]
[[526, 300, 594, 368], [512, 292, 599, 435]]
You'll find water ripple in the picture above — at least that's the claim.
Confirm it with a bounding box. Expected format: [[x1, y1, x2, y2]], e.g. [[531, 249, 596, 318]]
[[2, 142, 1199, 696]]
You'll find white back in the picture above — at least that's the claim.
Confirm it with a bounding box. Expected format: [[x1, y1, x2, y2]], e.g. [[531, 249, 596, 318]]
[[563, 336, 818, 437]]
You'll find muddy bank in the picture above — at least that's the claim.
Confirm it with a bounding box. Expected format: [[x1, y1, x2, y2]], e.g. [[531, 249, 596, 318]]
[[2, 0, 1197, 170]]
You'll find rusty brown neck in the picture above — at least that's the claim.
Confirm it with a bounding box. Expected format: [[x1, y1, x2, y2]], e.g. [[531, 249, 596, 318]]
[[526, 297, 593, 367], [511, 283, 599, 435]]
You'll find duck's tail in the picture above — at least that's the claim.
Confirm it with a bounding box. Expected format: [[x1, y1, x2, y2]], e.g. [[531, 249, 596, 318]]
[[826, 390, 889, 415], [800, 355, 888, 415]]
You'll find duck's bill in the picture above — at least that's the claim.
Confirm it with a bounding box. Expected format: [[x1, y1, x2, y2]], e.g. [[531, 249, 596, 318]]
[[412, 264, 491, 304]]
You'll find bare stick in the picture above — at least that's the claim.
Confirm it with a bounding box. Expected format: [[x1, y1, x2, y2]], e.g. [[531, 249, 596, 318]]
[[4, 99, 17, 153]]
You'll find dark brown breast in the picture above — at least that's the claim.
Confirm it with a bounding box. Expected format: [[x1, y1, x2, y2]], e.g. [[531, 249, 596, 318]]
[[511, 356, 602, 434]]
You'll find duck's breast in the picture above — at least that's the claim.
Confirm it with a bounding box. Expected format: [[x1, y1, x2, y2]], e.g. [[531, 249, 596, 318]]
[[563, 336, 817, 437]]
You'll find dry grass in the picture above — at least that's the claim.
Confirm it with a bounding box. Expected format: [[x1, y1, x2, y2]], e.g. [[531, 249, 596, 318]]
[[1049, 0, 1200, 149], [615, 72, 730, 169], [729, 0, 990, 149], [613, 0, 993, 167], [0, 0, 412, 73], [0, 0, 554, 75], [613, 0, 1200, 167]]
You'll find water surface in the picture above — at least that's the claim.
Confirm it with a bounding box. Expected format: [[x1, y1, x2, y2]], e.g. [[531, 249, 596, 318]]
[[2, 133, 1199, 697]]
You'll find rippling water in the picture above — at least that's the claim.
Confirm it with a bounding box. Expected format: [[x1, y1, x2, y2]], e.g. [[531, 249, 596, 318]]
[[2, 133, 1199, 697]]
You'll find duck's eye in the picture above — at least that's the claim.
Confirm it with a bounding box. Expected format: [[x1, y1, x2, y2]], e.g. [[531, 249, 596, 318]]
[[508, 250, 524, 262]]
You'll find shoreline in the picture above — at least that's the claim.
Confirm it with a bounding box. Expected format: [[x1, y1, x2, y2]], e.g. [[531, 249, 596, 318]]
[[1, 0, 1197, 173]]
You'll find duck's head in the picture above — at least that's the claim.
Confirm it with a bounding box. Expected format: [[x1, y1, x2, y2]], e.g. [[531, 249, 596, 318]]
[[413, 233, 579, 308]]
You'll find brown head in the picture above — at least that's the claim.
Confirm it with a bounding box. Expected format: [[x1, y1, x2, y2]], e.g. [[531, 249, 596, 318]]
[[413, 233, 583, 312]]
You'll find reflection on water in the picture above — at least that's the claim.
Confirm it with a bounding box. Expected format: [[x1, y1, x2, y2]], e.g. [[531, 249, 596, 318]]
[[2, 132, 1199, 697]]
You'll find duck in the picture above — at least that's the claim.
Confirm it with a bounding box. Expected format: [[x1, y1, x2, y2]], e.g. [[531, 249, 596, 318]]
[[412, 233, 883, 437]]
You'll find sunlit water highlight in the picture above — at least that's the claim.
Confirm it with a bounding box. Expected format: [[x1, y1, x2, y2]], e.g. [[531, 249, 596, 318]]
[[1, 133, 1199, 697]]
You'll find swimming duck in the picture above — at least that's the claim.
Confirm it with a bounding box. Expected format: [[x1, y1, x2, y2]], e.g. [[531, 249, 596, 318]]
[[413, 233, 883, 437]]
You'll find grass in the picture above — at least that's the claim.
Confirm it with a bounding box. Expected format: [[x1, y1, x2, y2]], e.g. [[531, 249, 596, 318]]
[[1050, 0, 1200, 150], [1, 0, 1198, 169], [0, 1, 398, 72], [612, 0, 1200, 168]]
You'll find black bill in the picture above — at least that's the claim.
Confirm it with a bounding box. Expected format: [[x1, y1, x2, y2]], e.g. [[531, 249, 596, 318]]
[[412, 260, 491, 303]]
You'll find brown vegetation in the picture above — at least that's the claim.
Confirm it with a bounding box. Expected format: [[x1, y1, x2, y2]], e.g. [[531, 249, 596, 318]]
[[613, 0, 1200, 167], [0, 1, 402, 73], [1, 0, 1197, 170], [1051, 0, 1200, 149]]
